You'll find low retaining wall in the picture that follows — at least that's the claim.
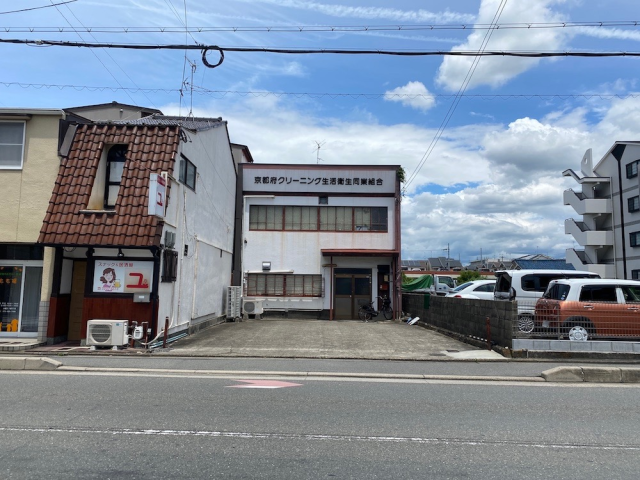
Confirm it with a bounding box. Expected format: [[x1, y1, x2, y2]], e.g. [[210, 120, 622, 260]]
[[402, 293, 516, 349]]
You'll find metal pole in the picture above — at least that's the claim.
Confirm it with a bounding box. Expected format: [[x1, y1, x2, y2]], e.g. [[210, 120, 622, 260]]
[[162, 316, 169, 348]]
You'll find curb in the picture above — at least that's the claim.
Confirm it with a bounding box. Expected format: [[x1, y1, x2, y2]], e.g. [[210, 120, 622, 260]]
[[2, 357, 640, 383], [0, 356, 62, 371], [541, 366, 640, 383]]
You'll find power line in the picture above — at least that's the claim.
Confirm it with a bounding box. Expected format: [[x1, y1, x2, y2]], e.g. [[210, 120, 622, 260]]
[[2, 20, 639, 33], [48, 1, 139, 105], [2, 38, 640, 58], [404, 0, 509, 191], [56, 0, 158, 109], [3, 81, 638, 101], [0, 1, 77, 15]]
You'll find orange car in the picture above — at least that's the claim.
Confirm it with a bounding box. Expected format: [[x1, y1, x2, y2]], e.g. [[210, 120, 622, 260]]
[[535, 279, 640, 340]]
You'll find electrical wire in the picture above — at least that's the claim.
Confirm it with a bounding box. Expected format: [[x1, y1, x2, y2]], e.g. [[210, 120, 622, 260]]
[[2, 20, 639, 32], [48, 2, 139, 105], [56, 0, 159, 110], [404, 0, 509, 192], [3, 38, 639, 57], [3, 81, 638, 101], [0, 1, 77, 15]]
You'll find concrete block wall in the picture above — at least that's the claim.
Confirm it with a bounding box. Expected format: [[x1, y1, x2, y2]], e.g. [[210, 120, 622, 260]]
[[37, 300, 49, 343], [403, 293, 515, 349]]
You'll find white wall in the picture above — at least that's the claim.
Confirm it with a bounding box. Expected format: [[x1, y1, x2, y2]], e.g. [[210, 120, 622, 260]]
[[242, 194, 396, 311], [157, 124, 236, 332]]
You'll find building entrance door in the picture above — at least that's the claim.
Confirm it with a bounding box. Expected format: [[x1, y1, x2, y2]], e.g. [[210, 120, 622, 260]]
[[333, 269, 371, 320], [68, 261, 86, 341]]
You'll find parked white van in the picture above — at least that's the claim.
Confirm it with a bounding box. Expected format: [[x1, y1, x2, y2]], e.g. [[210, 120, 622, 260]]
[[493, 269, 600, 333]]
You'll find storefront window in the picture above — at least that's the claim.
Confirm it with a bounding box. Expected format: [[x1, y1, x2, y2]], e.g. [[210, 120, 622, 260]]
[[0, 265, 42, 334]]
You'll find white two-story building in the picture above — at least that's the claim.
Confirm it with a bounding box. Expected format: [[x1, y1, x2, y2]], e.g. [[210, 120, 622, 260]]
[[233, 164, 402, 320]]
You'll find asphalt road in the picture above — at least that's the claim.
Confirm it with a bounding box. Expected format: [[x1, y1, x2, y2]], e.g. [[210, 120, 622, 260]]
[[1, 367, 639, 479]]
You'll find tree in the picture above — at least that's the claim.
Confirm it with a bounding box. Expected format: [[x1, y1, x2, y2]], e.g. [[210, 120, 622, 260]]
[[456, 270, 484, 284]]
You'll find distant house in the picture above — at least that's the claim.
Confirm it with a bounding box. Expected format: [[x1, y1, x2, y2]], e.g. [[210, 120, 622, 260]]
[[467, 258, 508, 271], [401, 260, 429, 271], [428, 257, 462, 271], [38, 115, 242, 344], [510, 255, 575, 271]]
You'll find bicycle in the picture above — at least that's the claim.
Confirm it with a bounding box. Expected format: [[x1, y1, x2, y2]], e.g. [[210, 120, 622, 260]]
[[358, 295, 393, 322]]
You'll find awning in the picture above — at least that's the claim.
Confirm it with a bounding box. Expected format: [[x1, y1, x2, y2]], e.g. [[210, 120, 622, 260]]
[[321, 249, 399, 257]]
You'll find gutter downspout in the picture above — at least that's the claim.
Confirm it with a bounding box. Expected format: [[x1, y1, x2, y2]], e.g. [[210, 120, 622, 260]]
[[395, 171, 402, 320], [613, 144, 627, 279], [330, 256, 334, 320]]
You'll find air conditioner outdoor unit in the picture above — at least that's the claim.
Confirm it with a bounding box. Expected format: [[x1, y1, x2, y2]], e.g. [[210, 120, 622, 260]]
[[86, 319, 129, 349], [242, 298, 264, 316]]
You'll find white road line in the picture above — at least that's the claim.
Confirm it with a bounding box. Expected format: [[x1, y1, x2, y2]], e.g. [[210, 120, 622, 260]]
[[1, 426, 639, 451]]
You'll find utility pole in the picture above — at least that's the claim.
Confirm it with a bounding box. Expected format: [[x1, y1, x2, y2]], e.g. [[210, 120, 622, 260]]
[[443, 243, 450, 270]]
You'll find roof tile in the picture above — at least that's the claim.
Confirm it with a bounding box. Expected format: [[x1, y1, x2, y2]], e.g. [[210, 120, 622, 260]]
[[38, 123, 180, 247]]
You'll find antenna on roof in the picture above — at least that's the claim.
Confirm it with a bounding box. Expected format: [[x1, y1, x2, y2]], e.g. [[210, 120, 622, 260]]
[[313, 140, 326, 164], [186, 59, 197, 118]]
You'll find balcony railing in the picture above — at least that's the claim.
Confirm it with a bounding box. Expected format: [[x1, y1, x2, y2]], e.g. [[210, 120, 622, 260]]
[[563, 189, 612, 215], [565, 218, 614, 246]]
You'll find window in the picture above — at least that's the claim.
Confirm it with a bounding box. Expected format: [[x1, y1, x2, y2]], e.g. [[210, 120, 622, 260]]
[[285, 206, 316, 230], [249, 205, 388, 232], [627, 160, 639, 179], [630, 196, 640, 213], [633, 270, 640, 280], [104, 145, 126, 209], [0, 264, 42, 333], [179, 154, 196, 191], [246, 273, 323, 297], [0, 122, 25, 169], [579, 285, 617, 302], [161, 249, 178, 282], [631, 231, 640, 247]]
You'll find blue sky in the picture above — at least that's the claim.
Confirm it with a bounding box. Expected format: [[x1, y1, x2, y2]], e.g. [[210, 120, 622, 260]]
[[2, 0, 640, 265]]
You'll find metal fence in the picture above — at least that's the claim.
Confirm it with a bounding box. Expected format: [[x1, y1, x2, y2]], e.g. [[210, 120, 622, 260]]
[[512, 299, 640, 341]]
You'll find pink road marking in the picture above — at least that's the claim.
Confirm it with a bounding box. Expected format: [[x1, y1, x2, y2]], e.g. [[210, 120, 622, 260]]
[[227, 379, 303, 389]]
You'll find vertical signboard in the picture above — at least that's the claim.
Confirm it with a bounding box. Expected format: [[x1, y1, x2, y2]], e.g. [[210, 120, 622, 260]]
[[148, 173, 166, 218]]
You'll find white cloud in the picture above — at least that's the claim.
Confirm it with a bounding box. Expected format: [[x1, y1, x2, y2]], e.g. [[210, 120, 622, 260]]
[[238, 0, 476, 23], [436, 0, 572, 91], [162, 91, 640, 265], [384, 81, 436, 112]]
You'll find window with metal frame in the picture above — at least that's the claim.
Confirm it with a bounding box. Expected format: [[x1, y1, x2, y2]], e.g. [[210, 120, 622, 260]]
[[179, 154, 197, 191], [632, 270, 640, 280], [104, 145, 127, 209], [0, 121, 25, 169], [629, 196, 640, 213], [627, 160, 639, 179], [249, 205, 388, 232], [245, 273, 323, 297], [631, 231, 640, 247]]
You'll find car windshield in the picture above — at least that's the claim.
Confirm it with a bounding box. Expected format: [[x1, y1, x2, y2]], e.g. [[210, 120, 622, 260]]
[[452, 282, 473, 292]]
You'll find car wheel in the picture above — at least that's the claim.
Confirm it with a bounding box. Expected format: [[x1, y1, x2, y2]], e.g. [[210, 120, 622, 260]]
[[517, 314, 535, 333], [563, 318, 593, 341]]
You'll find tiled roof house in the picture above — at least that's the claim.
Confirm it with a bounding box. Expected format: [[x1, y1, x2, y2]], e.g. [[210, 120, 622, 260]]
[[38, 115, 243, 344]]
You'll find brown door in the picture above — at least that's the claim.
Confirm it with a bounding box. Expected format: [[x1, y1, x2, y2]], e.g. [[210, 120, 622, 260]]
[[333, 272, 371, 320], [68, 261, 86, 341]]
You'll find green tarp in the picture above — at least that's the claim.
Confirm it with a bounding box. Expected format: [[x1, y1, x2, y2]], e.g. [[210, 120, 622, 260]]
[[402, 274, 433, 292]]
